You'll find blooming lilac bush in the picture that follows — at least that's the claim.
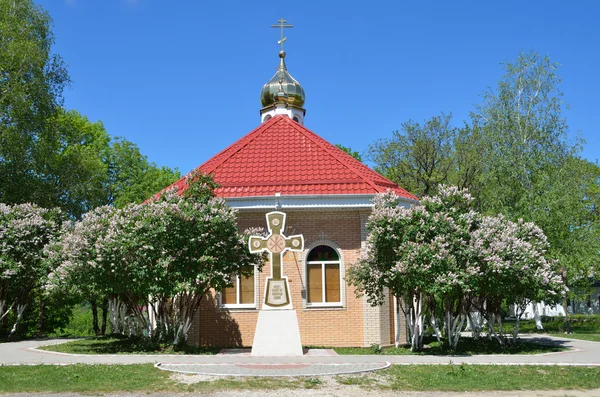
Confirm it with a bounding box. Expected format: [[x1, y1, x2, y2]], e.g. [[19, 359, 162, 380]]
[[0, 203, 63, 337], [349, 186, 565, 351], [48, 173, 264, 345], [470, 214, 564, 342]]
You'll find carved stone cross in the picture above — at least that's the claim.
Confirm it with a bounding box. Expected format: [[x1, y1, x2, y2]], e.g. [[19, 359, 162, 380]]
[[249, 211, 303, 308]]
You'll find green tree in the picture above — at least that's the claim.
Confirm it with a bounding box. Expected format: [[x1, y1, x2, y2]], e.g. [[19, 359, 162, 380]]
[[367, 114, 459, 197], [106, 138, 180, 208], [335, 144, 363, 162], [1, 1, 177, 218], [0, 0, 69, 206], [472, 50, 599, 300], [34, 110, 110, 218], [472, 51, 573, 219]]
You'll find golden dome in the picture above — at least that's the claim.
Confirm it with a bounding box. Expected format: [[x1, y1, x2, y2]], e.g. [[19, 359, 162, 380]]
[[260, 51, 305, 108]]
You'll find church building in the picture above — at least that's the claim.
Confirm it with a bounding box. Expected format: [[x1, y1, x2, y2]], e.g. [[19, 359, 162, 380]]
[[166, 22, 417, 348]]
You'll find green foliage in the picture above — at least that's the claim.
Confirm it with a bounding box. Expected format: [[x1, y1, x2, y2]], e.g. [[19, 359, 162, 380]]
[[504, 314, 600, 338], [107, 138, 180, 208], [49, 304, 98, 337], [0, 0, 69, 207], [0, 2, 179, 218], [48, 174, 264, 344], [349, 187, 564, 350], [472, 51, 600, 297], [368, 114, 458, 197], [368, 51, 600, 299], [335, 144, 363, 162]]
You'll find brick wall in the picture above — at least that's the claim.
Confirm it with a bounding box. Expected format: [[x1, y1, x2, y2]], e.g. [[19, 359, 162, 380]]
[[187, 208, 393, 348]]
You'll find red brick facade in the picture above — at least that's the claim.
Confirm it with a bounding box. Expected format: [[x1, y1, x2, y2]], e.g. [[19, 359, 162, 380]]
[[187, 208, 404, 348]]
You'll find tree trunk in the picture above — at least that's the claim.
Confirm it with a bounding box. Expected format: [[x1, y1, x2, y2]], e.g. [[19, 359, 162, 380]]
[[37, 298, 46, 336], [532, 301, 543, 330], [408, 293, 424, 351], [91, 300, 100, 336], [9, 304, 26, 338], [430, 315, 442, 343], [101, 298, 108, 335], [395, 296, 402, 348]]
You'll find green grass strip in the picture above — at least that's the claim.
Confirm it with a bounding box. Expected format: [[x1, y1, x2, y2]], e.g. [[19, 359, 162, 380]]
[[380, 365, 600, 391], [1, 364, 599, 393]]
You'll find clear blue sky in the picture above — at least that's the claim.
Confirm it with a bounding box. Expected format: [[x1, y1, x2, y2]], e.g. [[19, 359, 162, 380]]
[[38, 0, 599, 174]]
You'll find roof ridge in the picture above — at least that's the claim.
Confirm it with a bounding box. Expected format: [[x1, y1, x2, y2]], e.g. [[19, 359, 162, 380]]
[[284, 117, 388, 194]]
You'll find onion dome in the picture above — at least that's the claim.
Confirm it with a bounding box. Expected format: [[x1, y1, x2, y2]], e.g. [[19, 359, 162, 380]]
[[260, 51, 305, 108]]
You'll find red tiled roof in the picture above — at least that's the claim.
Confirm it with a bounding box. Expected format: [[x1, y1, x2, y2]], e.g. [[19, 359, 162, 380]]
[[163, 115, 417, 200]]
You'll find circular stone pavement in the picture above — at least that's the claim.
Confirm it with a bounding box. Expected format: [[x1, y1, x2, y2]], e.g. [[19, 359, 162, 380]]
[[155, 361, 391, 377]]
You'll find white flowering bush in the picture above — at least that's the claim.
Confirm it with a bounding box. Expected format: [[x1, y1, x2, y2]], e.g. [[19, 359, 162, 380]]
[[48, 173, 263, 345], [349, 186, 565, 351], [0, 203, 63, 337], [470, 214, 565, 341]]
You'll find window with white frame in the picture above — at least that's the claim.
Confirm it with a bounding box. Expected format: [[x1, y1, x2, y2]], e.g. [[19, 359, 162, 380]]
[[221, 273, 255, 308], [306, 245, 341, 306]]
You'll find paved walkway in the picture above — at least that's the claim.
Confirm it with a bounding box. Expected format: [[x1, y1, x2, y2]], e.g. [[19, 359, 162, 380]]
[[0, 335, 598, 376]]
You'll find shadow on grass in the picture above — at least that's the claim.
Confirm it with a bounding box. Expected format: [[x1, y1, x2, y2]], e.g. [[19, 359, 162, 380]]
[[40, 335, 221, 355], [335, 336, 569, 356]]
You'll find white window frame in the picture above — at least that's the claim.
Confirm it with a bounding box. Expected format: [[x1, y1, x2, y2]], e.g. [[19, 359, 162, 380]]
[[306, 253, 343, 308], [219, 270, 257, 309]]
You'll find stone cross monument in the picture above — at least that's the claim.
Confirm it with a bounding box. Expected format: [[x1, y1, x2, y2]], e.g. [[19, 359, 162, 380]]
[[249, 211, 304, 356], [249, 211, 303, 309]]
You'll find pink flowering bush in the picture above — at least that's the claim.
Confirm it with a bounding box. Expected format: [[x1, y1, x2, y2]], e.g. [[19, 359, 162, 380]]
[[0, 203, 63, 337], [48, 173, 264, 345], [349, 186, 565, 350], [470, 214, 565, 341]]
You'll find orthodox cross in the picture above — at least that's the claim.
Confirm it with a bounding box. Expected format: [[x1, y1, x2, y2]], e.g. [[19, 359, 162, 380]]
[[271, 18, 293, 52], [249, 211, 304, 308]]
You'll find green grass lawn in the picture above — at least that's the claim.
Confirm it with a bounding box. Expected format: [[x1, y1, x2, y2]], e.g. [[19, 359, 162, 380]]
[[504, 315, 600, 343], [39, 335, 220, 355], [340, 365, 600, 391], [1, 364, 600, 393], [334, 336, 567, 355]]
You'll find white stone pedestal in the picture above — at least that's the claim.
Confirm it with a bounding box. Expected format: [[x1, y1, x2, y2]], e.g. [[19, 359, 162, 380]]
[[251, 310, 303, 356]]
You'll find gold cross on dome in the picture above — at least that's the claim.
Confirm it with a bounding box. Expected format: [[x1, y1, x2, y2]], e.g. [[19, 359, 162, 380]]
[[271, 18, 293, 52], [249, 211, 303, 308]]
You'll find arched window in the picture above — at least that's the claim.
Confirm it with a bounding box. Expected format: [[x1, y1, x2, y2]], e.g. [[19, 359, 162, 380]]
[[263, 115, 272, 123], [306, 245, 341, 305]]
